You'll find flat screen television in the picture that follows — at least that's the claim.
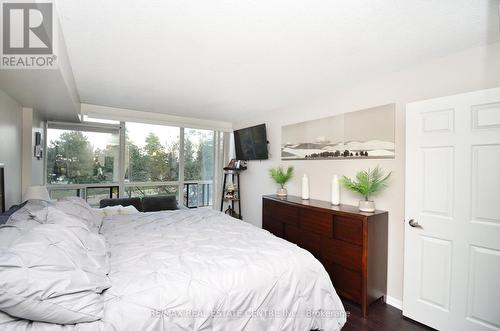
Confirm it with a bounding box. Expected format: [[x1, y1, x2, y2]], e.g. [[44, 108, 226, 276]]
[[234, 124, 268, 160]]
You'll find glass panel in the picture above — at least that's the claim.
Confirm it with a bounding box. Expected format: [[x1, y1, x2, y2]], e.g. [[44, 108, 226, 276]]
[[125, 123, 180, 182], [46, 129, 119, 184], [183, 183, 213, 208], [86, 187, 119, 207], [48, 188, 80, 200], [183, 183, 198, 208], [125, 185, 178, 198], [202, 183, 213, 206], [184, 129, 214, 181]]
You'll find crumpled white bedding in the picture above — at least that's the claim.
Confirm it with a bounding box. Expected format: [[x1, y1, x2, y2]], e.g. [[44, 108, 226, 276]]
[[0, 207, 346, 330]]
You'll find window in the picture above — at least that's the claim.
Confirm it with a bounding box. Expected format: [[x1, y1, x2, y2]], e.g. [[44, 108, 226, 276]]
[[125, 122, 180, 183], [125, 185, 178, 198], [46, 128, 119, 185], [183, 129, 214, 207], [184, 129, 214, 181], [184, 182, 213, 208], [48, 188, 80, 200], [46, 124, 120, 206], [45, 120, 219, 208], [86, 187, 119, 206]]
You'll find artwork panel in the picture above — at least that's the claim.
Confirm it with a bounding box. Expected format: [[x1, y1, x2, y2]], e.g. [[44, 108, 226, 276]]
[[281, 104, 395, 160]]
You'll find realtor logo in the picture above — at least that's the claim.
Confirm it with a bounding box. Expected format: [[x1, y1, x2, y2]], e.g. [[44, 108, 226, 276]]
[[1, 0, 57, 69]]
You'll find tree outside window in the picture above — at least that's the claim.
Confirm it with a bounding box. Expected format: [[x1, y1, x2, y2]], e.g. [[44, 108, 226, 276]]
[[46, 123, 215, 206], [125, 123, 180, 183], [46, 130, 119, 185]]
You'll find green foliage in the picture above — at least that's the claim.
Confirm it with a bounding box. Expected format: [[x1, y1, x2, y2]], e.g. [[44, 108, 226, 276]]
[[143, 133, 169, 181], [340, 166, 391, 201], [269, 166, 294, 188], [47, 131, 96, 184], [47, 128, 214, 187]]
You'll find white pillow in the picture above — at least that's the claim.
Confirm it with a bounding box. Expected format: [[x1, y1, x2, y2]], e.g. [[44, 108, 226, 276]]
[[119, 205, 139, 215], [0, 221, 111, 324], [55, 197, 103, 232], [5, 200, 49, 230], [100, 205, 122, 216], [99, 205, 139, 216], [93, 208, 105, 217], [32, 206, 110, 274]]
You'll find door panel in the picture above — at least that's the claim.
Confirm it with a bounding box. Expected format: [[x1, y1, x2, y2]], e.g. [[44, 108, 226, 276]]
[[419, 236, 452, 311], [466, 246, 500, 331], [421, 147, 454, 217], [471, 102, 500, 130], [471, 145, 500, 224], [421, 108, 455, 132], [404, 87, 500, 331]]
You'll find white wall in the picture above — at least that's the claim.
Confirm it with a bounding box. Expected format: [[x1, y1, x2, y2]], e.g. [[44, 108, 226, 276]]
[[233, 42, 500, 304], [0, 21, 81, 122], [0, 89, 22, 208]]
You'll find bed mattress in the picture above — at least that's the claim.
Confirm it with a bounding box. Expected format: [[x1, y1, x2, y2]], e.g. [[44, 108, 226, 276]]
[[0, 208, 346, 330]]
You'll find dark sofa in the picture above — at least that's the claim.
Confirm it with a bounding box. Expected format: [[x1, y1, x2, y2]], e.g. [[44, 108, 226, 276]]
[[99, 195, 180, 212]]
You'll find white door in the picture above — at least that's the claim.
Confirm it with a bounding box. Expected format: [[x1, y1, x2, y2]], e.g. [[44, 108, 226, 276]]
[[403, 87, 500, 331]]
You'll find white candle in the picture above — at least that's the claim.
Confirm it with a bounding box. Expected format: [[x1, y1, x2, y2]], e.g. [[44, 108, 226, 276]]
[[331, 175, 340, 205], [301, 174, 310, 200]]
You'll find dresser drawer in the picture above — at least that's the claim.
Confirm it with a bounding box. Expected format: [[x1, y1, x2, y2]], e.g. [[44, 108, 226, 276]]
[[333, 216, 363, 245], [263, 218, 283, 237], [284, 224, 300, 244], [321, 238, 362, 272], [328, 264, 362, 303], [299, 209, 333, 236], [285, 226, 321, 257], [298, 230, 321, 257], [263, 199, 299, 226]]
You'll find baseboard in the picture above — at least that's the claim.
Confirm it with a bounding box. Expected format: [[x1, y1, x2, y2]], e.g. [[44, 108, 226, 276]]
[[385, 295, 403, 310]]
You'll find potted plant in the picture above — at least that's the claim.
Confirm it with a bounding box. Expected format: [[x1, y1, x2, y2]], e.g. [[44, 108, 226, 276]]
[[269, 166, 294, 197], [340, 166, 391, 212]]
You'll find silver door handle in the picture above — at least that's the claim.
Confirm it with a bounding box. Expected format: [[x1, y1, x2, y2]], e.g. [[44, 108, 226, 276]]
[[409, 219, 422, 228]]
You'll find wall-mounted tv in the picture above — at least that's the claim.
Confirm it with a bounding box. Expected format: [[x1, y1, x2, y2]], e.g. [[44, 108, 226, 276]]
[[234, 124, 269, 161]]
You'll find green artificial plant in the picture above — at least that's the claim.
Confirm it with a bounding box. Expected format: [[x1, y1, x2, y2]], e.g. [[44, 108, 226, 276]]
[[269, 166, 294, 188], [340, 166, 391, 201]]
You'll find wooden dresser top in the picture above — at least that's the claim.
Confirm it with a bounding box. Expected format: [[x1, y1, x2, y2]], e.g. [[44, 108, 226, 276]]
[[263, 195, 388, 218]]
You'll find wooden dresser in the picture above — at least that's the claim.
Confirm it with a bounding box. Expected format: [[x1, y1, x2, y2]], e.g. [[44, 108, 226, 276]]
[[262, 195, 388, 317]]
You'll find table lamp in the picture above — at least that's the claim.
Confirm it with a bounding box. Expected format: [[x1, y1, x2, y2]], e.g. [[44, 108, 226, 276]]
[[23, 186, 50, 201]]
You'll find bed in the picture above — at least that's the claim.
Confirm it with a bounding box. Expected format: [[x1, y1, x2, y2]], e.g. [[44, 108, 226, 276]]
[[0, 198, 346, 331]]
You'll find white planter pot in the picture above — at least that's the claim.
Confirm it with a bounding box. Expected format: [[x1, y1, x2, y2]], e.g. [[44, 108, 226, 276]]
[[359, 200, 375, 212]]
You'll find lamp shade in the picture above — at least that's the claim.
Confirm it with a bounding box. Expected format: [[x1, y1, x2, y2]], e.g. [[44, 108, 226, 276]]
[[23, 186, 50, 201]]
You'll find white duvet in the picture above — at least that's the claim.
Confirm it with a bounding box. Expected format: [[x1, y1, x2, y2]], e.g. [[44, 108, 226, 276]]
[[0, 208, 346, 331]]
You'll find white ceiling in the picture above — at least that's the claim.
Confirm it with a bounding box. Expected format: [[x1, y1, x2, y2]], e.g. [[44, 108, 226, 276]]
[[56, 0, 500, 121]]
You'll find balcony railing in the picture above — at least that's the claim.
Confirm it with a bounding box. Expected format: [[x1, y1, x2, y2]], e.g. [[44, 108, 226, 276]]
[[183, 182, 213, 208], [48, 181, 213, 208], [48, 183, 119, 207]]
